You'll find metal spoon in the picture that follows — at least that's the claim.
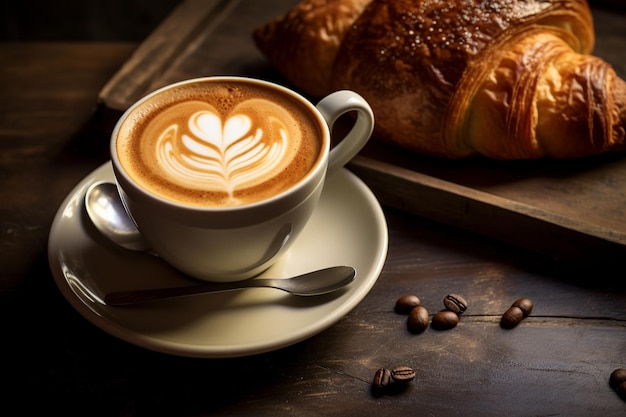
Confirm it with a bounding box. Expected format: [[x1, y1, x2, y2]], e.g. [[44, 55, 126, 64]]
[[104, 266, 356, 306], [84, 181, 151, 252]]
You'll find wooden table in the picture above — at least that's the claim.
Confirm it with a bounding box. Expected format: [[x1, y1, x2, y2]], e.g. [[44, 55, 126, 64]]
[[1, 18, 625, 417]]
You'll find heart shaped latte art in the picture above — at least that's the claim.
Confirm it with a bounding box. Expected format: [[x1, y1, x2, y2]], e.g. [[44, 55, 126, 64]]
[[150, 99, 301, 202]]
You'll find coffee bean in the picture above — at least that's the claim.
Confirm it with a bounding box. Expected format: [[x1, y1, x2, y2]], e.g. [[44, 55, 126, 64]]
[[373, 367, 391, 388], [407, 305, 429, 333], [431, 310, 459, 330], [500, 306, 524, 329], [391, 366, 416, 383], [512, 298, 534, 317], [610, 368, 626, 389], [443, 293, 468, 315], [395, 294, 421, 313]]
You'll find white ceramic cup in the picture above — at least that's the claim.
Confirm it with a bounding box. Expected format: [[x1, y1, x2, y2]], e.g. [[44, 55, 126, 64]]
[[110, 76, 374, 282]]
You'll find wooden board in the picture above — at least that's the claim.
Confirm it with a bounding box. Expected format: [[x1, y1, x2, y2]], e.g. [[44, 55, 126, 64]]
[[98, 0, 626, 265]]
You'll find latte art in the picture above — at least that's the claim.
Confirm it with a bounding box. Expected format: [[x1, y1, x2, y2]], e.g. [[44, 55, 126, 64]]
[[117, 80, 323, 207], [154, 100, 296, 203]]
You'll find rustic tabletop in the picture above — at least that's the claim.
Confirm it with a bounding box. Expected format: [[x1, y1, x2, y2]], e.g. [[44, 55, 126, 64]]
[[1, 2, 626, 416]]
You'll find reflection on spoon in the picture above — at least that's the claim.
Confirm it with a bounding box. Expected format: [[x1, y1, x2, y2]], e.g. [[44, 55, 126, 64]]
[[104, 266, 356, 306], [84, 181, 150, 251]]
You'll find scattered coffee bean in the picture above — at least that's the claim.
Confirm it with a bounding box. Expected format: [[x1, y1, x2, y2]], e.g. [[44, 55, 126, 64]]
[[500, 298, 534, 329], [431, 310, 459, 330], [391, 366, 416, 383], [371, 365, 415, 396], [512, 298, 534, 317], [617, 382, 626, 400], [500, 306, 524, 329], [407, 305, 429, 333], [610, 368, 626, 390], [443, 293, 468, 315], [373, 367, 391, 388], [395, 294, 421, 313]]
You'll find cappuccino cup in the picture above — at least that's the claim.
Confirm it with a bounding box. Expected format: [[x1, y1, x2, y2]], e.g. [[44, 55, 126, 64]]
[[110, 76, 374, 282]]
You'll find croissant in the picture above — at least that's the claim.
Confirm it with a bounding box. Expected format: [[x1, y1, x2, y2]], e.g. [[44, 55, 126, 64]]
[[254, 0, 626, 159]]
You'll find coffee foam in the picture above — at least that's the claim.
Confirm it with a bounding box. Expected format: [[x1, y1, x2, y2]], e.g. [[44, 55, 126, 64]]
[[117, 81, 323, 207]]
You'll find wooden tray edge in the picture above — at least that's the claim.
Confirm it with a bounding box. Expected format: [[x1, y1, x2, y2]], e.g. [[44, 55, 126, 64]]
[[349, 155, 626, 263], [98, 0, 232, 111]]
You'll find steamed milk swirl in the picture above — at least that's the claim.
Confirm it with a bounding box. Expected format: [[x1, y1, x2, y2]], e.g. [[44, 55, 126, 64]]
[[116, 81, 322, 207]]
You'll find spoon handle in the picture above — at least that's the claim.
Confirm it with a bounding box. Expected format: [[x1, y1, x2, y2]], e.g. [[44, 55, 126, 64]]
[[104, 280, 275, 306]]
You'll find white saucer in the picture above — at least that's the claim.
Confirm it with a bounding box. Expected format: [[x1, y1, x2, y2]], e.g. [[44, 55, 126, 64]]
[[48, 162, 388, 358]]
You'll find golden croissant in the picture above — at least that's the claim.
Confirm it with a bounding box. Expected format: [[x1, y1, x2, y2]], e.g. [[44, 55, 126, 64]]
[[254, 0, 626, 159]]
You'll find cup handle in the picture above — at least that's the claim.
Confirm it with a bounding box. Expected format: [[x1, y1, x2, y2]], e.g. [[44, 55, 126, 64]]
[[316, 90, 374, 174]]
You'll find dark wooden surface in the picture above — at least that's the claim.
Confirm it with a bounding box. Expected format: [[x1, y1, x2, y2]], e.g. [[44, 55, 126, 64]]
[[1, 13, 626, 417]]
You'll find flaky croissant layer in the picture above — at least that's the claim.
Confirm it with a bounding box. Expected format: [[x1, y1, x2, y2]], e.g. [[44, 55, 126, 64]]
[[254, 0, 626, 159]]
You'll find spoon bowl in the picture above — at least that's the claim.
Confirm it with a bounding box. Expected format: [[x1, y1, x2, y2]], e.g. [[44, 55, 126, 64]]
[[85, 181, 151, 251], [104, 266, 357, 306]]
